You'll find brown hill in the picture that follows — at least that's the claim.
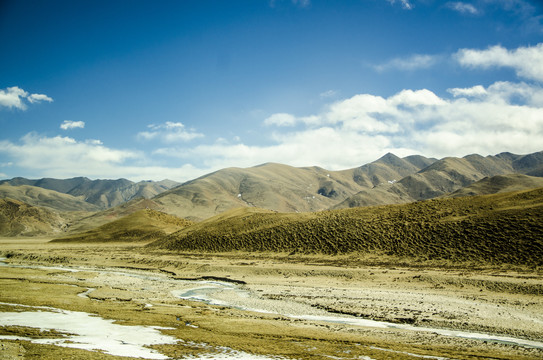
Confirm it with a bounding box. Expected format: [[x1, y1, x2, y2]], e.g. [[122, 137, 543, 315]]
[[0, 177, 179, 209], [153, 154, 434, 221], [51, 209, 194, 243], [150, 188, 543, 266], [334, 151, 543, 209], [335, 153, 437, 187], [0, 184, 100, 212], [62, 197, 169, 234], [446, 174, 543, 198], [0, 198, 68, 237]]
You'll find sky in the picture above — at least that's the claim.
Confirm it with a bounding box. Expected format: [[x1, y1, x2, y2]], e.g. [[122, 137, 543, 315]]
[[1, 0, 543, 182]]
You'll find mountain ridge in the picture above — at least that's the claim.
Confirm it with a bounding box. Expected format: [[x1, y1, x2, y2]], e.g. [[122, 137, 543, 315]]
[[0, 177, 180, 210], [152, 153, 437, 220], [1, 150, 543, 229], [333, 151, 543, 209]]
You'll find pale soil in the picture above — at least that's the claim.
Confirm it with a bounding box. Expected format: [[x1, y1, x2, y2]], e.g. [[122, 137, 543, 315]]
[[0, 238, 542, 360]]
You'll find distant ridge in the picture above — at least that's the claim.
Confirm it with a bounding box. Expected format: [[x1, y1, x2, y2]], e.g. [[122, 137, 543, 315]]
[[0, 184, 100, 212], [333, 151, 543, 209], [0, 177, 179, 209]]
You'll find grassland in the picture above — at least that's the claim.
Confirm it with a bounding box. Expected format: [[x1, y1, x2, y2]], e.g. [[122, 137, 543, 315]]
[[51, 209, 194, 243], [150, 188, 543, 266]]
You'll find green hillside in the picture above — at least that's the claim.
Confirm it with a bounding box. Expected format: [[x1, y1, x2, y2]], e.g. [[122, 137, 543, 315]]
[[150, 188, 543, 266]]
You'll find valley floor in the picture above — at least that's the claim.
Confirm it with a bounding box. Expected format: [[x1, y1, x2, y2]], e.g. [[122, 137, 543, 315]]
[[0, 238, 542, 360]]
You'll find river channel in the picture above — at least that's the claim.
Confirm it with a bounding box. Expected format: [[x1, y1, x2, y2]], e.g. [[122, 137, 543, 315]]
[[1, 257, 542, 359]]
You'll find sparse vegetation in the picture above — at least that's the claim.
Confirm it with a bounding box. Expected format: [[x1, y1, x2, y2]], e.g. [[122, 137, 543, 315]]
[[51, 209, 194, 243], [150, 188, 543, 266], [0, 198, 67, 236]]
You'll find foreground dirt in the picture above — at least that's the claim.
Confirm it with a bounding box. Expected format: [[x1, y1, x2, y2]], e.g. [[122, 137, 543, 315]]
[[0, 238, 542, 360]]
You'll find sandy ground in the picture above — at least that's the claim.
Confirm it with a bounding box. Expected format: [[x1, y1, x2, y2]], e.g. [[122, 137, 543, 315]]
[[0, 238, 542, 360]]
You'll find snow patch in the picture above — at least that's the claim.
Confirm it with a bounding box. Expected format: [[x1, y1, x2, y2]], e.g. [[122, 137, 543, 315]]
[[0, 303, 177, 359]]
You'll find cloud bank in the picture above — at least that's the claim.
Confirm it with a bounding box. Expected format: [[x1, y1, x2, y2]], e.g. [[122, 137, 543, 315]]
[[0, 133, 200, 180], [151, 80, 542, 176], [2, 79, 542, 181]]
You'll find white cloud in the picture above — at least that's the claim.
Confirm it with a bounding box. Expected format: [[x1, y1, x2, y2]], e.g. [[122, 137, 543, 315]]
[[448, 85, 487, 98], [138, 121, 204, 143], [320, 90, 338, 98], [387, 0, 413, 10], [60, 120, 85, 130], [27, 93, 53, 104], [456, 43, 543, 82], [324, 94, 398, 132], [0, 86, 53, 110], [446, 2, 479, 15], [2, 82, 542, 182], [151, 81, 543, 172], [85, 139, 103, 145], [154, 129, 397, 171], [375, 54, 439, 72], [264, 113, 297, 127], [0, 133, 150, 178], [0, 133, 208, 182], [0, 87, 29, 110], [389, 89, 447, 107]]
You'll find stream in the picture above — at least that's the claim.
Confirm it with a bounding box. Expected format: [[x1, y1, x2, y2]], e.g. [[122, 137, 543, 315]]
[[172, 281, 543, 350]]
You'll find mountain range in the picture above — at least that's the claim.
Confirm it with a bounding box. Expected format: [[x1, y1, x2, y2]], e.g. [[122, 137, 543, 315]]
[[148, 150, 543, 220], [1, 150, 543, 237], [0, 177, 179, 210]]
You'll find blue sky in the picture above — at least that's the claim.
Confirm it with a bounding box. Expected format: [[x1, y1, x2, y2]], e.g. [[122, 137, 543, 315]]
[[1, 0, 542, 181]]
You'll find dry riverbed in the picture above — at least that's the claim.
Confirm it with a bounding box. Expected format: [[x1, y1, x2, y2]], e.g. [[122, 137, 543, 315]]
[[0, 238, 542, 360]]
